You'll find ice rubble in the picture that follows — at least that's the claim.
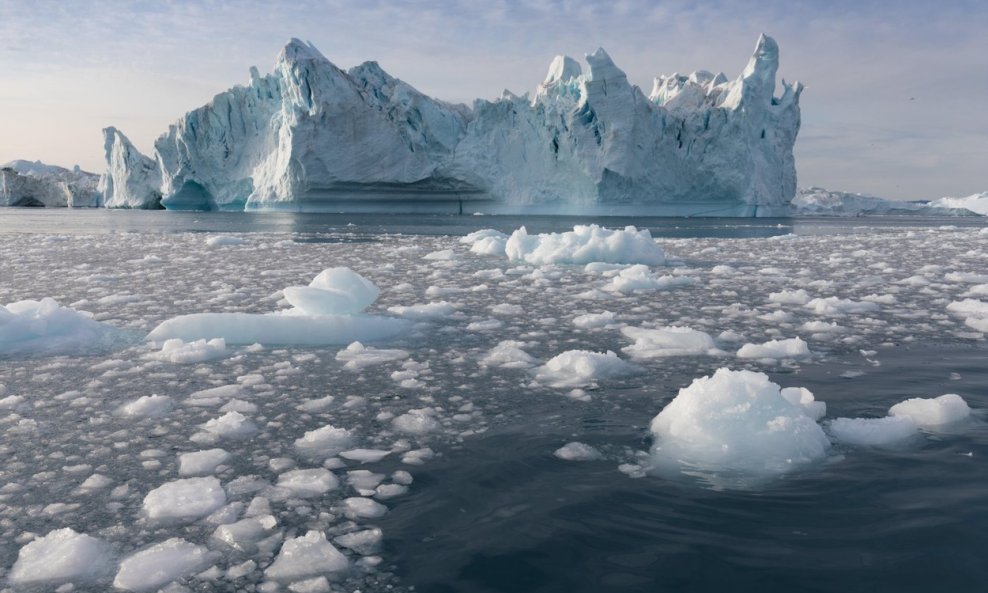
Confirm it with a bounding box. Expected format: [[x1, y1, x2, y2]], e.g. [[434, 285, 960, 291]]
[[1, 160, 101, 207], [98, 35, 801, 215], [649, 369, 831, 478], [147, 267, 408, 345], [0, 297, 132, 357]]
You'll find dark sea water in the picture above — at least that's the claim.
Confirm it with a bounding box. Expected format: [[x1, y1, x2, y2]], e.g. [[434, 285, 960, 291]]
[[1, 209, 986, 593]]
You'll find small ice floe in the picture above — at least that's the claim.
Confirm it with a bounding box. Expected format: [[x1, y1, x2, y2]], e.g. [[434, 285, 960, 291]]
[[535, 350, 639, 388], [334, 528, 383, 555], [117, 394, 174, 418], [264, 531, 348, 581], [335, 341, 409, 370], [460, 229, 509, 255], [276, 468, 340, 497], [573, 311, 618, 329], [604, 265, 694, 293], [295, 425, 356, 458], [804, 297, 880, 316], [386, 301, 458, 319], [827, 416, 920, 447], [0, 297, 133, 357], [148, 338, 228, 364], [736, 337, 812, 360], [621, 325, 723, 359], [114, 538, 215, 591], [211, 514, 279, 553], [342, 496, 388, 519], [8, 528, 113, 586], [480, 340, 538, 369], [889, 393, 971, 428], [203, 411, 258, 439], [143, 477, 227, 521], [392, 408, 441, 435], [178, 448, 231, 476], [649, 368, 831, 485], [505, 225, 666, 265], [554, 442, 603, 461], [205, 235, 247, 246], [946, 299, 988, 332], [146, 268, 409, 345]]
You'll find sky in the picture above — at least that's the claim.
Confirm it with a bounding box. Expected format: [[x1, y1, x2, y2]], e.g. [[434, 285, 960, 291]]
[[1, 0, 985, 200]]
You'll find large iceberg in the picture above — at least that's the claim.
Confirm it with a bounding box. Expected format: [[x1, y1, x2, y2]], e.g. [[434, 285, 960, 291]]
[[99, 35, 802, 216], [1, 160, 100, 207]]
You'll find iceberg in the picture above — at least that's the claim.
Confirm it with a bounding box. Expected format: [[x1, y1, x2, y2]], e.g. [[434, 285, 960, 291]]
[[791, 186, 980, 216], [99, 35, 802, 215], [1, 160, 100, 207]]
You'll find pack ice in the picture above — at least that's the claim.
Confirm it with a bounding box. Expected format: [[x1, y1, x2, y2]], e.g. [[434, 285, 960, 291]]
[[99, 35, 801, 215]]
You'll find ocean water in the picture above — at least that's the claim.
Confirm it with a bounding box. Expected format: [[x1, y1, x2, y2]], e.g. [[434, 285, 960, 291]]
[[0, 209, 986, 592]]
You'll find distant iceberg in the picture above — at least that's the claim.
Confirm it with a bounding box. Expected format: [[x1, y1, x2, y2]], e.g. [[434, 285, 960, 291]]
[[791, 186, 981, 217], [98, 35, 803, 216], [0, 160, 100, 208]]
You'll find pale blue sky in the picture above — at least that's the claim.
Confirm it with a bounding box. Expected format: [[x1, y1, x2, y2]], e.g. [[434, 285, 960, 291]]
[[1, 0, 985, 200]]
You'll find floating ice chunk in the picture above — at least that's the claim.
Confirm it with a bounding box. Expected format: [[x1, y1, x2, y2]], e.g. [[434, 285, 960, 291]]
[[805, 297, 880, 315], [186, 384, 244, 406], [78, 473, 114, 491], [554, 442, 603, 461], [768, 289, 811, 305], [118, 394, 174, 418], [946, 299, 988, 332], [649, 369, 830, 481], [295, 425, 355, 457], [423, 249, 458, 261], [779, 387, 826, 421], [143, 477, 227, 521], [480, 340, 537, 368], [8, 528, 113, 585], [461, 229, 509, 256], [827, 416, 919, 447], [621, 326, 723, 359], [605, 265, 694, 293], [573, 311, 617, 329], [277, 468, 340, 497], [342, 497, 388, 519], [284, 268, 380, 315], [736, 337, 811, 360], [535, 350, 638, 388], [178, 449, 231, 476], [211, 514, 278, 552], [467, 318, 503, 331], [386, 301, 457, 319], [265, 531, 348, 581], [114, 538, 214, 591], [205, 235, 247, 246], [340, 449, 391, 463], [888, 394, 971, 428], [149, 338, 228, 364], [505, 225, 666, 266], [0, 297, 132, 357], [392, 408, 441, 435], [289, 576, 332, 593], [333, 528, 382, 555], [203, 411, 258, 439], [347, 470, 386, 494], [148, 312, 408, 346], [335, 341, 409, 370]]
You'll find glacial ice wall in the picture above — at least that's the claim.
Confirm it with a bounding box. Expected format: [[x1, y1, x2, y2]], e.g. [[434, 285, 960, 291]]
[[100, 35, 802, 215]]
